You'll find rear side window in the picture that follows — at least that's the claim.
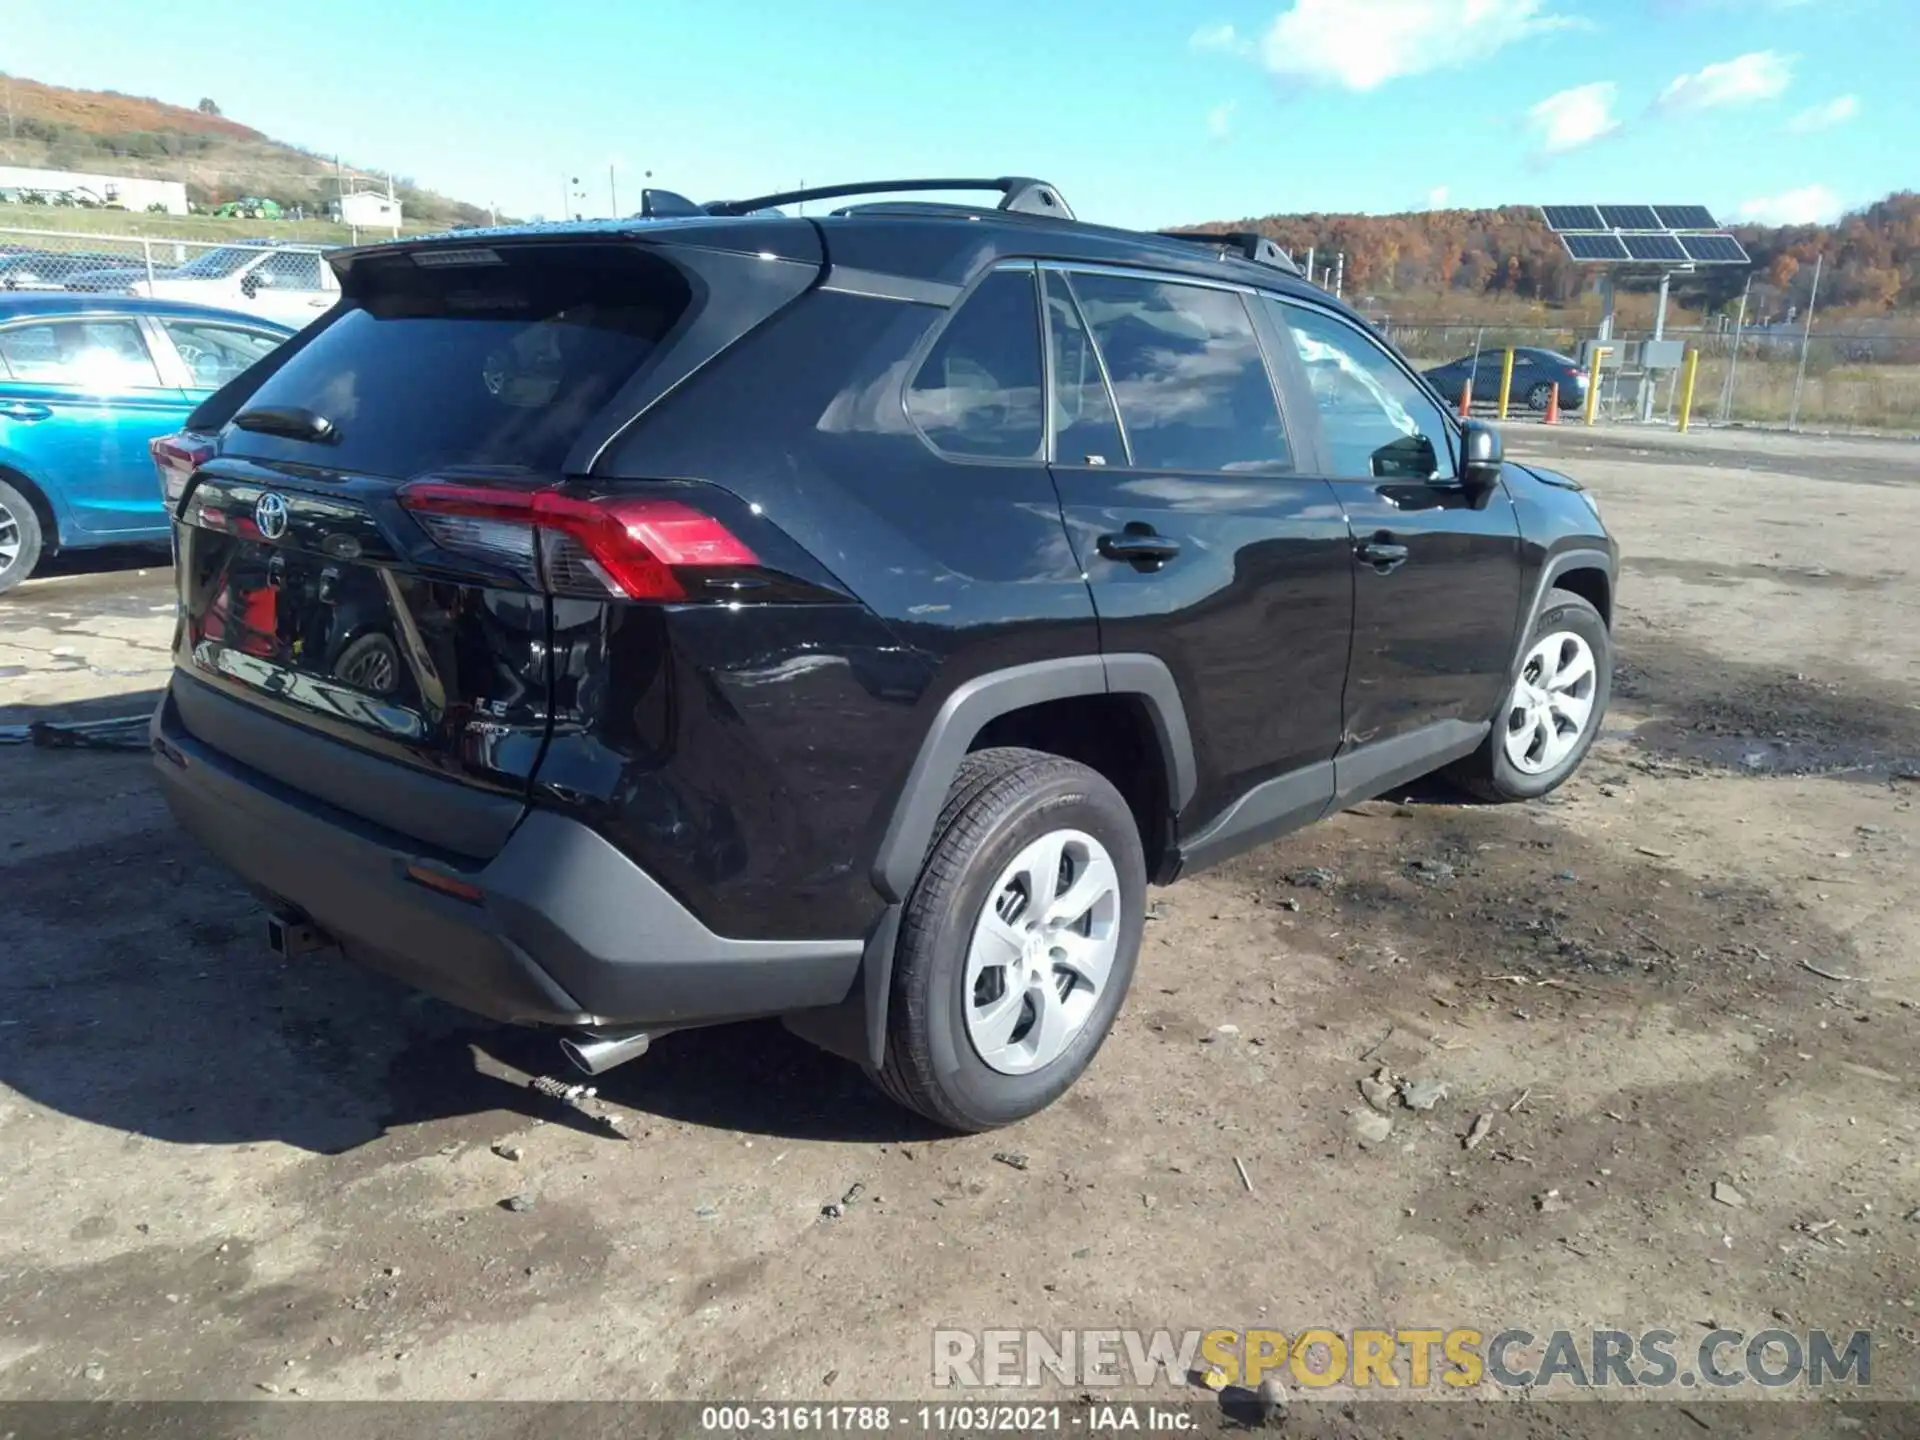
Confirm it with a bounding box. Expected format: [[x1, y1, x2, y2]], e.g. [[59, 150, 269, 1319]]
[[224, 245, 692, 478], [1067, 273, 1290, 474], [906, 269, 1044, 460], [0, 318, 164, 388], [1043, 270, 1125, 467]]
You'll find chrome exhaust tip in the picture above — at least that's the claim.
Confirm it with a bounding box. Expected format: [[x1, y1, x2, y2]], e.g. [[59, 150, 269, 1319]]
[[559, 1027, 652, 1076]]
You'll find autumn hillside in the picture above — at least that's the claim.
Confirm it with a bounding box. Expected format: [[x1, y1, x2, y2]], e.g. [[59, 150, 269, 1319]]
[[0, 74, 492, 227], [1189, 191, 1920, 324]]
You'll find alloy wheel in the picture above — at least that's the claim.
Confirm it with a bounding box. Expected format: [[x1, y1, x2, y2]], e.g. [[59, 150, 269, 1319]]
[[964, 828, 1120, 1076], [0, 498, 20, 569], [1503, 630, 1598, 775]]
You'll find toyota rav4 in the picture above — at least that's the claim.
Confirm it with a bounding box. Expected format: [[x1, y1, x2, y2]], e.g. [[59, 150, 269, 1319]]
[[150, 177, 1617, 1131]]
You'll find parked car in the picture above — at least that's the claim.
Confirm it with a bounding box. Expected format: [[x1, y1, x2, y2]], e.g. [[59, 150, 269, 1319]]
[[150, 177, 1618, 1131], [0, 249, 134, 291], [0, 295, 292, 592], [1424, 346, 1588, 411], [65, 241, 339, 328]]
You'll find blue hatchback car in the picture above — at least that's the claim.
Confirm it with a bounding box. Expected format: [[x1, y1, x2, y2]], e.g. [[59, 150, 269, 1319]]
[[0, 295, 293, 592]]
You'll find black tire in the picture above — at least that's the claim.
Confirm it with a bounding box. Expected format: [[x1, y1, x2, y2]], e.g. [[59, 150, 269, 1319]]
[[1526, 381, 1555, 411], [870, 747, 1147, 1132], [1449, 588, 1612, 802], [0, 478, 45, 595]]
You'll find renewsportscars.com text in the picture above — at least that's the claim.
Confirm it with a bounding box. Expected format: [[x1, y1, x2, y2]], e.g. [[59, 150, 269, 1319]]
[[933, 1327, 1872, 1391]]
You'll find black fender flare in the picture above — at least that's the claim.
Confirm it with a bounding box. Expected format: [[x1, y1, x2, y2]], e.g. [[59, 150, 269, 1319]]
[[1515, 547, 1615, 671], [870, 652, 1195, 903], [785, 653, 1195, 1069]]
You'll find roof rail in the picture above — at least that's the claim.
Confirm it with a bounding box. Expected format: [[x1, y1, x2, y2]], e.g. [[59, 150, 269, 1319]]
[[706, 177, 1073, 220], [1155, 230, 1300, 276]]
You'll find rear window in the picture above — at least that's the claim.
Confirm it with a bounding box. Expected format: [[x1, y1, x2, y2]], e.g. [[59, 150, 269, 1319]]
[[224, 244, 693, 478]]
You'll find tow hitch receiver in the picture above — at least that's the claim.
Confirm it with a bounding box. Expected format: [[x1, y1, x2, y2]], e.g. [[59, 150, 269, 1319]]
[[267, 911, 335, 959]]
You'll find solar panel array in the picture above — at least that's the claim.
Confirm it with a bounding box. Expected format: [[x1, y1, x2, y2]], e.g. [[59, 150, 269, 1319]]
[[1681, 233, 1749, 263], [1540, 201, 1749, 266], [1654, 205, 1718, 230], [1542, 205, 1604, 233], [1561, 234, 1629, 261], [1623, 233, 1689, 262]]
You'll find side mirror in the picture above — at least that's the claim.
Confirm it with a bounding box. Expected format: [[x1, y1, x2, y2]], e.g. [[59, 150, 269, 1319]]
[[1461, 419, 1503, 495]]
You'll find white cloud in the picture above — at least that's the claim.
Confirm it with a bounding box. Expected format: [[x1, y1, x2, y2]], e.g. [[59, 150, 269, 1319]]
[[1250, 0, 1574, 92], [1737, 184, 1842, 225], [1527, 82, 1620, 155], [1427, 185, 1451, 209], [1207, 101, 1238, 141], [1189, 21, 1249, 54], [1656, 50, 1793, 113], [1787, 94, 1858, 132]]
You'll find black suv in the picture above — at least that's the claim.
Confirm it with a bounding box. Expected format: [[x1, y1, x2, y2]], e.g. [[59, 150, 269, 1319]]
[[151, 177, 1617, 1131]]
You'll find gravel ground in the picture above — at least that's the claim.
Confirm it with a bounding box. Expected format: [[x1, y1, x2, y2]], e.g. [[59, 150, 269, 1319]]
[[1, 428, 1915, 1421]]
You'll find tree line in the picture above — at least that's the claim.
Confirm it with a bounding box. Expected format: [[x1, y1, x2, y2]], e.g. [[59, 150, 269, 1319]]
[[1194, 191, 1920, 317]]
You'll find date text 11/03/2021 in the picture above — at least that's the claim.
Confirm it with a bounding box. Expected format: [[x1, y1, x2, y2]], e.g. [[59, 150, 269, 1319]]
[[700, 1406, 1196, 1433]]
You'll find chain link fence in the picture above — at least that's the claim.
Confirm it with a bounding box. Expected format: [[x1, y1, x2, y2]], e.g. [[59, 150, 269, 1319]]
[[0, 226, 334, 292], [1376, 318, 1920, 433]]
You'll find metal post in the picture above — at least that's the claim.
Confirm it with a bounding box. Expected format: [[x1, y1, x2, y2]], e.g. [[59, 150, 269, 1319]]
[[141, 238, 154, 290], [1584, 347, 1610, 426], [1677, 349, 1700, 433], [1597, 276, 1615, 342], [1304, 247, 1314, 290], [1497, 346, 1515, 421], [1640, 272, 1670, 422], [1788, 252, 1823, 431], [1333, 251, 1344, 300], [1719, 274, 1751, 423], [609, 164, 618, 216]]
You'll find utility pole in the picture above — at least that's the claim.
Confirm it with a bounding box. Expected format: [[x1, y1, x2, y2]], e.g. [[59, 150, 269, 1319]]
[[1788, 251, 1823, 430], [1718, 273, 1751, 422]]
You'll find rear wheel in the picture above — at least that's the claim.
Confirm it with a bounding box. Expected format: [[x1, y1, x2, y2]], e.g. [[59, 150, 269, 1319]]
[[1526, 381, 1555, 411], [871, 747, 1146, 1131], [0, 478, 45, 595], [1450, 588, 1611, 801]]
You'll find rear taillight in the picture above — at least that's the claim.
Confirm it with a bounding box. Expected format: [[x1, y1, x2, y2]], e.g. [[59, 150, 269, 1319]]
[[397, 481, 758, 600], [152, 432, 215, 508]]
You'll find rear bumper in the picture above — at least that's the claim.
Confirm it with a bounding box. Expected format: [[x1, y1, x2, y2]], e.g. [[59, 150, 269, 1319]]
[[151, 687, 862, 1028]]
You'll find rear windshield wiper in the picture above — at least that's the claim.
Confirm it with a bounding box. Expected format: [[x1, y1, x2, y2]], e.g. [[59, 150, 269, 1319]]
[[231, 406, 339, 444]]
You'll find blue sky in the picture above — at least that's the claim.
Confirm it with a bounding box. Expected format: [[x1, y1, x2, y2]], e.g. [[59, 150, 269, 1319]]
[[3, 0, 1906, 229]]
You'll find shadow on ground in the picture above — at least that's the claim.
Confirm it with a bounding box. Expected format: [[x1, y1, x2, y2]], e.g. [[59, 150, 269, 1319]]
[[0, 692, 936, 1155]]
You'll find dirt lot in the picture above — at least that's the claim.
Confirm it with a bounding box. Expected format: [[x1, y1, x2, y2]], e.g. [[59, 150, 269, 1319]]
[[2, 427, 1916, 1420]]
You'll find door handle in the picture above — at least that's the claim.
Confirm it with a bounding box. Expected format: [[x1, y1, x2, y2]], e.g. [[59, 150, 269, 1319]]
[[1097, 528, 1181, 567], [0, 401, 51, 422], [1358, 536, 1410, 572]]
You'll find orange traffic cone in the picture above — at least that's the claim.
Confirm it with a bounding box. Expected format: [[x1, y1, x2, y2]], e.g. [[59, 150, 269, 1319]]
[[1544, 383, 1560, 425], [1457, 379, 1472, 420]]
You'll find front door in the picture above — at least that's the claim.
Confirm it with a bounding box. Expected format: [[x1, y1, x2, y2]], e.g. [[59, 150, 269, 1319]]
[[1265, 298, 1522, 792], [1041, 267, 1354, 862], [0, 315, 190, 537]]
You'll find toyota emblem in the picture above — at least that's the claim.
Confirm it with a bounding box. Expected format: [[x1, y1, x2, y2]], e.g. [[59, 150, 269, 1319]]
[[254, 491, 290, 541]]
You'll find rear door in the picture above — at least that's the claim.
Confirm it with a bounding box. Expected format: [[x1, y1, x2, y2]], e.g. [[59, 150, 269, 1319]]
[[1042, 266, 1353, 854], [1265, 297, 1521, 762], [0, 314, 189, 536]]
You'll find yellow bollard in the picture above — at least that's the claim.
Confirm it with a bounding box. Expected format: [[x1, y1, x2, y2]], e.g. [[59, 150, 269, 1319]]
[[1583, 347, 1610, 426], [1497, 347, 1515, 421], [1677, 348, 1700, 433]]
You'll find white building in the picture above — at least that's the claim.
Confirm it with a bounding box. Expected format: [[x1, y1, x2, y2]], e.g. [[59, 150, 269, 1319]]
[[0, 165, 189, 215], [334, 190, 402, 229]]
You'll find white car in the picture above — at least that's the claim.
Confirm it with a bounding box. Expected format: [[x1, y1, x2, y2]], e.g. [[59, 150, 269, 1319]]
[[71, 241, 340, 329]]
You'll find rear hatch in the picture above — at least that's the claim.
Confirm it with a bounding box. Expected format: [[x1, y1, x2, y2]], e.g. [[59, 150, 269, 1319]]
[[168, 229, 821, 857]]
